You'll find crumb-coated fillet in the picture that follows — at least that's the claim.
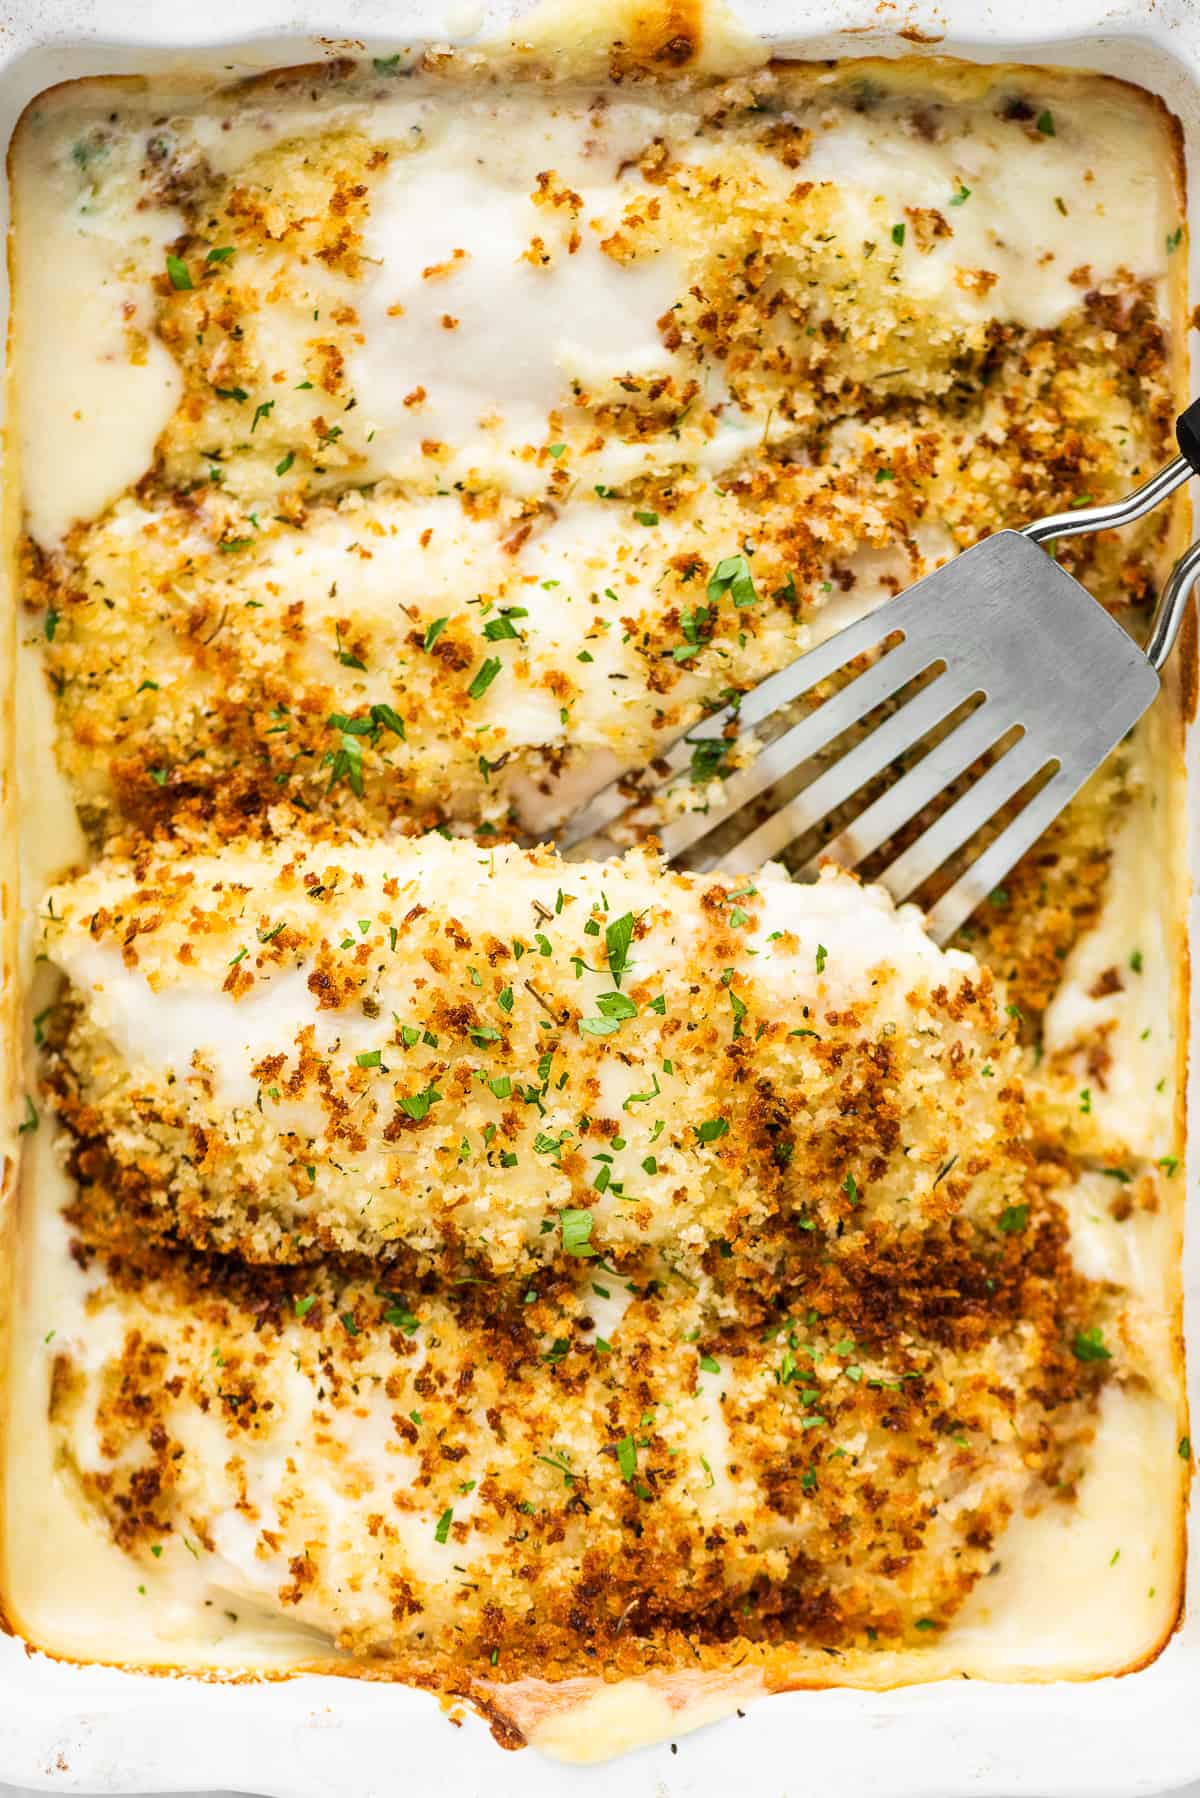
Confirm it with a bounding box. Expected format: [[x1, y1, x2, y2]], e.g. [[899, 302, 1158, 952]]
[[50, 1180, 1111, 1679], [42, 838, 1030, 1276], [21, 60, 1174, 840]]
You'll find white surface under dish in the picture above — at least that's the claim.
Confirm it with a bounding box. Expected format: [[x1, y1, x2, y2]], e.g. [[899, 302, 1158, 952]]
[[0, 0, 1197, 1794]]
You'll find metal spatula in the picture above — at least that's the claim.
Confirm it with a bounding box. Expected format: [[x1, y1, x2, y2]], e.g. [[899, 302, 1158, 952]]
[[560, 409, 1200, 944]]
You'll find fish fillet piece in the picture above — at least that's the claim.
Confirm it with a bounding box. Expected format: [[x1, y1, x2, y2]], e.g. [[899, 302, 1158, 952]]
[[42, 835, 1028, 1275]]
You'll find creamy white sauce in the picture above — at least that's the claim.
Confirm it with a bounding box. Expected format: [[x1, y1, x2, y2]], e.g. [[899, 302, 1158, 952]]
[[9, 112, 183, 550], [352, 104, 686, 493], [1042, 720, 1179, 1158]]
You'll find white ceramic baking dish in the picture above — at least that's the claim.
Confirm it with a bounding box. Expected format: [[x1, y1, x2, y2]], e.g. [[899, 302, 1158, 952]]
[[0, 0, 1197, 1791]]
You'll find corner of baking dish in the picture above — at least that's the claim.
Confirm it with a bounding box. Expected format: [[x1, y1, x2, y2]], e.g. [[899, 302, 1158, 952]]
[[0, 2, 1198, 1794]]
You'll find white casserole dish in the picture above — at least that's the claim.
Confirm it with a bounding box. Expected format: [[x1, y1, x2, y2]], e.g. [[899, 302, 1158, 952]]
[[0, 0, 1197, 1791]]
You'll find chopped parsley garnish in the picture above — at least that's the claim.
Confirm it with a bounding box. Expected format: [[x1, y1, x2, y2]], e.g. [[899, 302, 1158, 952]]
[[699, 1353, 720, 1375], [434, 1507, 453, 1544], [949, 182, 972, 206], [206, 245, 235, 264], [596, 991, 637, 1021], [689, 736, 729, 785], [706, 553, 758, 609], [423, 616, 449, 651], [580, 1015, 620, 1038], [483, 607, 527, 642], [634, 509, 659, 527], [616, 1435, 637, 1481], [997, 1204, 1029, 1234], [251, 399, 275, 433], [1036, 109, 1056, 135], [605, 912, 635, 986], [398, 1086, 441, 1121], [1071, 1325, 1111, 1362], [467, 657, 502, 700], [165, 253, 193, 290], [695, 1117, 729, 1145], [384, 1300, 419, 1334], [815, 942, 828, 975], [560, 1208, 597, 1258], [293, 1295, 316, 1318], [891, 221, 905, 245], [275, 451, 295, 477]]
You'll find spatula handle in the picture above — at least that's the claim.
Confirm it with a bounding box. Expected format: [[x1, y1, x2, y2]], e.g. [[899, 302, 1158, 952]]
[[1176, 395, 1200, 476]]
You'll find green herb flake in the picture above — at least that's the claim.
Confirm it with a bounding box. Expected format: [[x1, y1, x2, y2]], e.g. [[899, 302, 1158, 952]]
[[165, 253, 193, 291], [398, 1086, 442, 1121], [706, 553, 758, 610], [561, 1208, 597, 1258], [605, 912, 635, 987], [1071, 1325, 1111, 1363], [998, 1204, 1029, 1235], [695, 1117, 729, 1146], [467, 657, 502, 701], [385, 1301, 420, 1334], [434, 1507, 453, 1544]]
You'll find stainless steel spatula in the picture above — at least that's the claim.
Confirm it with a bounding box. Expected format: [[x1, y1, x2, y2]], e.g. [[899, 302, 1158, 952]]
[[561, 409, 1200, 943]]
